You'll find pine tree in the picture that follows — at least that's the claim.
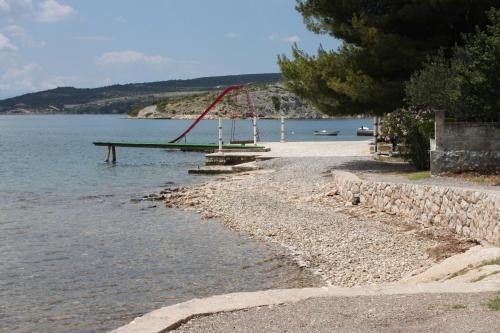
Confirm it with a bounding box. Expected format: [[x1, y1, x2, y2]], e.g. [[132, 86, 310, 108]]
[[279, 0, 498, 116]]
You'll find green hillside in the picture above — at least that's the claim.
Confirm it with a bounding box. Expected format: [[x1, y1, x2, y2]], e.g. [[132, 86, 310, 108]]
[[0, 73, 281, 114]]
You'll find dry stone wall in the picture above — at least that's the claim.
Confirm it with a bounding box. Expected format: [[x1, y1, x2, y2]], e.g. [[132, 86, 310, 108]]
[[332, 171, 500, 245]]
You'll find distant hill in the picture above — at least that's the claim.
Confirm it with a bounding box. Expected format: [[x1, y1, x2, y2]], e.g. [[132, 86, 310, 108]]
[[0, 73, 281, 114], [131, 83, 326, 120]]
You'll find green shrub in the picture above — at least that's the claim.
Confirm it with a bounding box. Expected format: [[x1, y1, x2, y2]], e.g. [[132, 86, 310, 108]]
[[383, 109, 434, 170]]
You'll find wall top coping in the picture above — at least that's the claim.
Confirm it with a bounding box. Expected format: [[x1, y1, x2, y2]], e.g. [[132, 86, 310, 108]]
[[331, 170, 500, 198]]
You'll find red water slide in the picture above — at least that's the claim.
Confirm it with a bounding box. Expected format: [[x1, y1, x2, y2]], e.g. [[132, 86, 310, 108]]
[[169, 85, 243, 143]]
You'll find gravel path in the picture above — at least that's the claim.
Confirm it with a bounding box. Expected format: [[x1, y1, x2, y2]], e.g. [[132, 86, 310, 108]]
[[172, 292, 500, 332], [162, 157, 473, 286]]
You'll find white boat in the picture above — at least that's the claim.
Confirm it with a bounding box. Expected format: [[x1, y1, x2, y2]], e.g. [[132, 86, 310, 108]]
[[314, 130, 339, 136], [357, 126, 374, 136]]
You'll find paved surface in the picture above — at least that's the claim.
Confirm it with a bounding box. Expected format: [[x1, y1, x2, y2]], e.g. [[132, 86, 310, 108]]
[[261, 141, 372, 158], [173, 292, 500, 332]]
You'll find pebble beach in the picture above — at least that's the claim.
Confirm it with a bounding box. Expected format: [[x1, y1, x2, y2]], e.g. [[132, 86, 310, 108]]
[[160, 156, 474, 287]]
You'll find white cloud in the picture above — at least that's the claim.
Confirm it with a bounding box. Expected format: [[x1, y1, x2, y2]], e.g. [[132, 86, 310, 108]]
[[3, 24, 24, 37], [0, 32, 17, 51], [0, 0, 33, 16], [269, 34, 301, 43], [0, 0, 10, 13], [73, 36, 112, 41], [0, 62, 83, 96], [226, 32, 242, 39], [96, 50, 171, 66], [0, 62, 41, 91], [114, 16, 126, 23], [2, 62, 41, 80], [2, 25, 46, 48], [36, 0, 75, 23], [282, 35, 301, 43]]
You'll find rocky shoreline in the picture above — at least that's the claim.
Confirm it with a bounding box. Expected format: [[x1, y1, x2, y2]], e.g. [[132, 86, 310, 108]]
[[152, 157, 475, 287]]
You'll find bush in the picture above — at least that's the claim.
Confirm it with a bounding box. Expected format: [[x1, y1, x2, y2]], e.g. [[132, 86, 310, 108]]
[[271, 95, 281, 112], [383, 109, 434, 170]]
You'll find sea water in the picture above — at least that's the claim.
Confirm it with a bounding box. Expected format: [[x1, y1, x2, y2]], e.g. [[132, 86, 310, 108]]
[[0, 115, 370, 332]]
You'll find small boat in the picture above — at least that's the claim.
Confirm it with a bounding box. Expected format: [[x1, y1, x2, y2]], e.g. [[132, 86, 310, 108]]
[[357, 126, 374, 136], [314, 130, 339, 136]]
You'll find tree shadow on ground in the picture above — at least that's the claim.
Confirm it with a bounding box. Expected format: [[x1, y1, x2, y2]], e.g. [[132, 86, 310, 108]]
[[331, 159, 417, 174]]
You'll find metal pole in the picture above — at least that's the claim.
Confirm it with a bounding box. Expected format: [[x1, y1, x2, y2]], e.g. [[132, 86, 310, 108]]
[[218, 114, 223, 154], [373, 116, 378, 153], [280, 115, 285, 143], [253, 115, 257, 145]]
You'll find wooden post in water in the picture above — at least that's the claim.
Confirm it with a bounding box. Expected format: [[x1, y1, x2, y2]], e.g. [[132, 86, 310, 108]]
[[105, 145, 111, 162], [253, 115, 257, 145], [280, 115, 285, 143], [111, 145, 116, 163], [218, 114, 223, 154]]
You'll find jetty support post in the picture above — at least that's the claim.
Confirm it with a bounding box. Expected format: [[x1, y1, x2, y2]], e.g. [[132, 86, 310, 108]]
[[105, 145, 111, 162], [218, 114, 223, 154], [280, 115, 285, 143], [253, 115, 257, 145], [111, 145, 117, 163]]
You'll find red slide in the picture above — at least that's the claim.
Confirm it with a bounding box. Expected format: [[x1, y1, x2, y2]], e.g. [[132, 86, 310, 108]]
[[169, 85, 243, 143]]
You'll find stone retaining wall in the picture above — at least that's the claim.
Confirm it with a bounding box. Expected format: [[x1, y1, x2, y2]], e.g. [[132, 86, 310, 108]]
[[431, 111, 500, 174], [332, 171, 500, 245], [430, 150, 500, 175]]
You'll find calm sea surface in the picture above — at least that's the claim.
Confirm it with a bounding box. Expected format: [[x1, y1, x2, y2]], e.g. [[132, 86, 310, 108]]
[[0, 115, 371, 332]]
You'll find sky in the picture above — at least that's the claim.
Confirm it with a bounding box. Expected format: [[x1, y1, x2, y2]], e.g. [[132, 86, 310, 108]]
[[0, 0, 341, 99]]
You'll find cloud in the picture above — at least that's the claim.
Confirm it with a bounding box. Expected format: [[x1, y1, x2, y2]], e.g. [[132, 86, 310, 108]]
[[282, 35, 300, 43], [114, 16, 126, 24], [73, 36, 112, 41], [2, 25, 46, 48], [0, 32, 17, 51], [0, 0, 33, 21], [36, 0, 75, 23], [0, 62, 41, 92], [2, 62, 41, 80], [3, 24, 24, 37], [226, 32, 242, 39], [0, 62, 83, 97], [269, 34, 301, 43], [96, 50, 171, 66]]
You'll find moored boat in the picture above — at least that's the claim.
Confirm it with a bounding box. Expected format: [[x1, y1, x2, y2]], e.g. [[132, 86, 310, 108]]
[[314, 130, 339, 136], [357, 126, 374, 136]]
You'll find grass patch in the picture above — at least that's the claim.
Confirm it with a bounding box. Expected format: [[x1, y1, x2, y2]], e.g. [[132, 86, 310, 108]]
[[481, 257, 500, 266], [450, 304, 467, 310], [486, 295, 500, 310], [407, 171, 431, 181], [443, 171, 500, 186]]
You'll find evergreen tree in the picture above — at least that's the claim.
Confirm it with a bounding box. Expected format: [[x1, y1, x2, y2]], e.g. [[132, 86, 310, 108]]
[[279, 0, 497, 116], [406, 8, 500, 122]]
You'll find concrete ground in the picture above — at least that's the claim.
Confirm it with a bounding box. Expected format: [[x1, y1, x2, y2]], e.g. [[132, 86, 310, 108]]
[[213, 141, 372, 159], [173, 292, 500, 333], [261, 141, 372, 157]]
